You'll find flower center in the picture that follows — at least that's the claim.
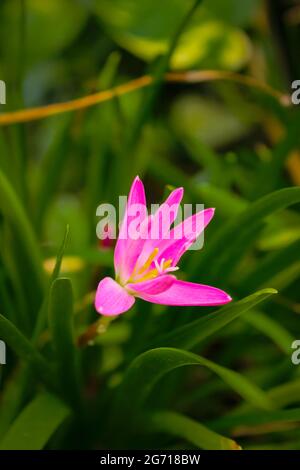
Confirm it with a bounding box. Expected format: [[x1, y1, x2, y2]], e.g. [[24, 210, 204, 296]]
[[127, 247, 179, 284]]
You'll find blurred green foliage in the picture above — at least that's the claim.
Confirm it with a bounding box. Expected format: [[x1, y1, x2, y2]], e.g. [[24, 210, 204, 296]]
[[0, 0, 300, 451]]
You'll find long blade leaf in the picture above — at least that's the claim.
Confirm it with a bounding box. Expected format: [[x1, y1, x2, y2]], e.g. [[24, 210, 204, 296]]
[[0, 393, 70, 450]]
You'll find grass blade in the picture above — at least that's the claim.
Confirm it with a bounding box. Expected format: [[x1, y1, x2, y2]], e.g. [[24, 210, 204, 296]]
[[243, 309, 293, 354], [35, 115, 72, 232], [211, 407, 300, 436], [0, 313, 55, 388], [238, 238, 300, 293], [33, 225, 70, 343], [0, 393, 70, 450], [148, 410, 241, 450], [152, 289, 277, 350], [0, 227, 71, 439], [113, 347, 275, 437], [48, 278, 81, 411], [121, 0, 203, 189], [189, 187, 300, 281], [0, 167, 45, 295]]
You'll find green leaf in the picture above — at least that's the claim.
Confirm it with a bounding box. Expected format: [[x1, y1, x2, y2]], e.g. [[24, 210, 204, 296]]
[[211, 407, 300, 435], [0, 227, 71, 440], [45, 196, 89, 253], [182, 138, 225, 187], [35, 115, 72, 232], [0, 393, 70, 450], [243, 310, 293, 354], [94, 0, 250, 70], [48, 226, 70, 283], [33, 225, 70, 343], [269, 379, 300, 408], [114, 347, 274, 432], [48, 278, 81, 410], [1, 0, 87, 69], [152, 289, 277, 350], [217, 377, 300, 428], [121, 0, 203, 186], [171, 96, 250, 148], [202, 0, 259, 26], [0, 313, 55, 388], [0, 367, 30, 440], [0, 168, 45, 296], [258, 211, 300, 251], [0, 269, 16, 323], [149, 154, 247, 216], [85, 52, 122, 227], [238, 238, 300, 294], [189, 187, 300, 282], [148, 410, 241, 450], [251, 118, 300, 198], [0, 129, 11, 178]]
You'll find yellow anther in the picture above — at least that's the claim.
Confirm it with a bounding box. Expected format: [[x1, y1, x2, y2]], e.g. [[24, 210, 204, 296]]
[[127, 251, 175, 285], [137, 247, 159, 275], [137, 258, 174, 282], [163, 259, 172, 270], [136, 269, 159, 283]]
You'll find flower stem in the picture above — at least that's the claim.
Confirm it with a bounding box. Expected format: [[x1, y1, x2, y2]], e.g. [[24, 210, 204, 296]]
[[77, 316, 116, 348]]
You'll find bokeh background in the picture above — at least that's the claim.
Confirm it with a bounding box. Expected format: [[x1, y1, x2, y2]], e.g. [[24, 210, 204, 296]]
[[0, 0, 300, 450]]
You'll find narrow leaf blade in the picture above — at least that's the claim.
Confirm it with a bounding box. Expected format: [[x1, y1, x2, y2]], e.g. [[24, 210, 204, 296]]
[[0, 393, 70, 450]]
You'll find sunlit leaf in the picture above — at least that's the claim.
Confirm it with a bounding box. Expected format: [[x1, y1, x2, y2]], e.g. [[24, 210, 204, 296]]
[[94, 0, 251, 70]]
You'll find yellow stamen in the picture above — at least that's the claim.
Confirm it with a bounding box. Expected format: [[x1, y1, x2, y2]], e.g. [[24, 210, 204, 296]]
[[126, 247, 159, 284], [137, 248, 159, 275], [136, 268, 159, 283], [135, 259, 174, 283], [126, 250, 175, 285], [163, 259, 172, 270]]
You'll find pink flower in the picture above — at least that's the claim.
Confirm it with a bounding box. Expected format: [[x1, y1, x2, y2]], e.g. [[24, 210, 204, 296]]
[[95, 176, 231, 316]]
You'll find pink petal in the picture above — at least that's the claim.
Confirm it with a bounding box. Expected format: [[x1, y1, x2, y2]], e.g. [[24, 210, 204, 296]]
[[151, 187, 184, 240], [135, 279, 232, 307], [114, 176, 147, 280], [157, 208, 215, 266], [95, 277, 135, 316], [127, 274, 176, 295], [133, 187, 184, 271], [119, 214, 154, 284]]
